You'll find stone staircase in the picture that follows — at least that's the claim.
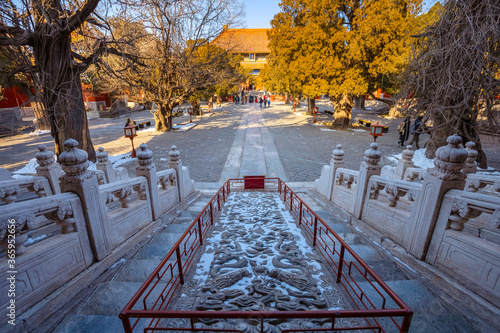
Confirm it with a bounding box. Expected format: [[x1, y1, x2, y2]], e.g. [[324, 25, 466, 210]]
[[298, 188, 487, 333], [43, 187, 489, 333], [46, 194, 214, 333]]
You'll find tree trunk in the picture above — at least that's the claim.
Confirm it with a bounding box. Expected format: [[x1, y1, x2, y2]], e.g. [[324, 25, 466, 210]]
[[154, 104, 169, 131], [32, 101, 50, 130], [307, 97, 315, 115], [191, 99, 201, 115], [331, 94, 353, 129], [33, 32, 95, 161], [353, 94, 366, 110]]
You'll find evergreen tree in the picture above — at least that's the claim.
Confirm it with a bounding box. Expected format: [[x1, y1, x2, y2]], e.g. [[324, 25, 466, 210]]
[[265, 0, 421, 128]]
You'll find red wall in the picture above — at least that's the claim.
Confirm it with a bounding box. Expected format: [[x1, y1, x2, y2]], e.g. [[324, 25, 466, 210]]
[[0, 87, 30, 108]]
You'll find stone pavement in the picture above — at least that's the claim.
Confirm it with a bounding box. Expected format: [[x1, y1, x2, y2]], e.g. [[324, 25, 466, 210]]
[[0, 98, 498, 181]]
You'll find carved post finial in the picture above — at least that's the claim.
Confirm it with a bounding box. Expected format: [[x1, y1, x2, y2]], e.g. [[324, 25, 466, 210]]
[[428, 134, 468, 181], [332, 144, 344, 164], [462, 141, 478, 174], [402, 145, 415, 162], [168, 145, 181, 166], [96, 147, 109, 164], [362, 142, 382, 170], [35, 144, 56, 171], [59, 139, 91, 183], [136, 143, 154, 170]]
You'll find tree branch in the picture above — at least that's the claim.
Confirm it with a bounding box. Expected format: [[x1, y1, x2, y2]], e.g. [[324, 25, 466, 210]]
[[66, 0, 100, 34]]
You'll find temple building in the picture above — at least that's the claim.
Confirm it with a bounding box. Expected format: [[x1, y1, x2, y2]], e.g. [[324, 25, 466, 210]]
[[211, 28, 270, 89]]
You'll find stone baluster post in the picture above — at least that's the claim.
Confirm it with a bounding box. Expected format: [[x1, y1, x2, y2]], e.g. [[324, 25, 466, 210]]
[[35, 144, 62, 194], [462, 141, 478, 174], [168, 145, 184, 201], [352, 143, 382, 219], [58, 139, 111, 260], [96, 147, 115, 183], [327, 144, 345, 200], [407, 134, 468, 259], [395, 145, 415, 180], [136, 143, 161, 220]]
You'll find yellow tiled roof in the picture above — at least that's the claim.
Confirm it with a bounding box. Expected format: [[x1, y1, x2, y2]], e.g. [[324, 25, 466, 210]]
[[212, 29, 271, 54]]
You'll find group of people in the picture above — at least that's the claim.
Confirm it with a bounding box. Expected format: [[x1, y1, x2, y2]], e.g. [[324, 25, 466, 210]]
[[397, 115, 424, 149], [259, 95, 271, 108]]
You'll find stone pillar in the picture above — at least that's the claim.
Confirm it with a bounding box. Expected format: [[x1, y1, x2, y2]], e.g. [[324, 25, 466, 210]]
[[96, 147, 115, 183], [462, 141, 478, 174], [408, 134, 468, 259], [352, 143, 382, 219], [58, 139, 111, 260], [395, 145, 415, 180], [35, 145, 62, 194], [168, 145, 184, 201], [327, 144, 345, 200], [136, 143, 161, 220]]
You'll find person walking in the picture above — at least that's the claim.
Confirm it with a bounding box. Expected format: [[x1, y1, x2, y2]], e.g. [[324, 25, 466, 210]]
[[407, 116, 424, 149], [267, 97, 271, 107], [398, 116, 411, 147], [259, 96, 263, 108], [263, 95, 266, 108]]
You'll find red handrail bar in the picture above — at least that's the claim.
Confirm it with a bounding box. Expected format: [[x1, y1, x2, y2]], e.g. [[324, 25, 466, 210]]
[[120, 177, 413, 333]]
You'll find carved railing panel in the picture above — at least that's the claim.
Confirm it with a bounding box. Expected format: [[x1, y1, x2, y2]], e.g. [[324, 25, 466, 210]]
[[465, 173, 500, 195], [0, 177, 53, 205], [335, 168, 359, 189], [427, 190, 500, 305], [0, 193, 94, 320], [403, 167, 425, 182], [100, 177, 149, 211]]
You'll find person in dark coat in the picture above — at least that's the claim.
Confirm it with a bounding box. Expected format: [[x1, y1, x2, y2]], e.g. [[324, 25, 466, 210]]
[[408, 116, 424, 149], [398, 116, 411, 147]]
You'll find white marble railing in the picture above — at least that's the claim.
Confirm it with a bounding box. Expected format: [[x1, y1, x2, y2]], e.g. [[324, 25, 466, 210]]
[[157, 169, 179, 214], [426, 189, 500, 305], [0, 176, 53, 205], [361, 176, 422, 248], [465, 173, 500, 195], [331, 168, 359, 214], [335, 168, 359, 189], [403, 167, 425, 182], [0, 193, 94, 319]]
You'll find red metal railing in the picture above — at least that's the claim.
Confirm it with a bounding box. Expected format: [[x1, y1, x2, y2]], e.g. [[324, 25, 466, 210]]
[[120, 178, 412, 333]]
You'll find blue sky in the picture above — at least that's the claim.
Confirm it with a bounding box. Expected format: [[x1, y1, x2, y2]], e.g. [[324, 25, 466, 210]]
[[243, 0, 440, 29]]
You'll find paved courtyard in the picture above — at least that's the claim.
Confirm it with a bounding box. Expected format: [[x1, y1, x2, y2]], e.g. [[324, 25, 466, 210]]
[[1, 99, 499, 181]]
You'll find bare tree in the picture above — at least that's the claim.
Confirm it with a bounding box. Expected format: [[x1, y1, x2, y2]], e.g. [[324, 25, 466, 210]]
[[401, 0, 500, 168], [95, 0, 245, 131], [0, 0, 128, 161]]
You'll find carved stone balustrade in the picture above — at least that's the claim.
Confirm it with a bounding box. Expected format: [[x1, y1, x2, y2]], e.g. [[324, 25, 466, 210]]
[[336, 169, 359, 189], [157, 169, 177, 190], [367, 176, 421, 208], [403, 167, 425, 182], [0, 177, 53, 204], [465, 173, 500, 195]]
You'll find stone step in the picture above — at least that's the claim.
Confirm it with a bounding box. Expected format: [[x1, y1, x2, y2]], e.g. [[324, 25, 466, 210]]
[[78, 281, 167, 316], [113, 259, 175, 282], [53, 314, 125, 333]]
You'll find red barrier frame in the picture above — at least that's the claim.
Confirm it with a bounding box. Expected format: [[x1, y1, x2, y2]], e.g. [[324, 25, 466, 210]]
[[120, 178, 413, 333]]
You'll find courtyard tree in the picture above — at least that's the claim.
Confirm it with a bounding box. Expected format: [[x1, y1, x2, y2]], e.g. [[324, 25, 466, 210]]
[[0, 0, 125, 161], [95, 0, 245, 131], [401, 0, 500, 167], [266, 0, 421, 128]]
